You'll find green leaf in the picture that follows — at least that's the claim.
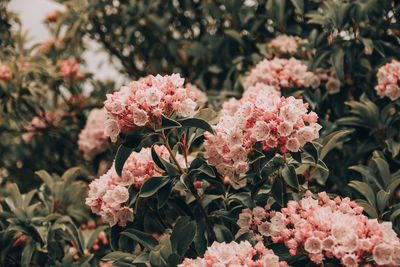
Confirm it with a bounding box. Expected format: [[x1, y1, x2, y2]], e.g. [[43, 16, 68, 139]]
[[290, 151, 302, 163], [53, 216, 84, 254], [157, 182, 173, 209], [349, 181, 376, 207], [21, 237, 35, 267], [195, 164, 216, 178], [303, 142, 319, 163], [229, 192, 254, 209], [390, 208, 400, 222], [331, 47, 345, 83], [170, 217, 196, 256], [151, 146, 180, 175], [319, 130, 351, 160], [213, 224, 233, 243], [155, 115, 182, 132], [6, 183, 23, 210], [290, 0, 304, 14], [61, 167, 80, 187], [102, 252, 136, 263], [386, 140, 400, 158], [201, 194, 222, 208], [349, 165, 382, 190], [35, 170, 53, 190], [86, 226, 108, 249], [140, 176, 170, 198], [312, 160, 330, 185], [377, 190, 390, 213], [355, 199, 378, 218], [178, 118, 215, 135], [372, 156, 391, 187], [281, 164, 299, 189], [359, 37, 374, 55], [224, 29, 244, 46], [115, 145, 134, 177], [121, 228, 158, 250], [271, 177, 284, 207]]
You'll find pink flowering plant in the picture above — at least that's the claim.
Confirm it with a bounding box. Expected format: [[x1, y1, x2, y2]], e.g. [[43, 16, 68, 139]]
[[1, 1, 400, 267]]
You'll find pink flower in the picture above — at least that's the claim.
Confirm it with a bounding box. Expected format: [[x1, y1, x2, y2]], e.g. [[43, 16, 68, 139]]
[[268, 34, 300, 56], [45, 10, 59, 22], [204, 90, 320, 187], [304, 237, 323, 254], [104, 74, 198, 142], [373, 243, 394, 265], [78, 108, 109, 161], [59, 59, 84, 82], [238, 192, 400, 266], [243, 57, 318, 91], [0, 63, 11, 82], [178, 241, 286, 266], [375, 60, 400, 101]]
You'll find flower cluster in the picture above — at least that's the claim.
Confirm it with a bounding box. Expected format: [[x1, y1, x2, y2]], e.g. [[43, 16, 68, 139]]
[[59, 59, 85, 82], [104, 74, 198, 142], [268, 35, 300, 57], [22, 112, 56, 143], [243, 57, 320, 91], [78, 108, 110, 161], [179, 240, 288, 267], [314, 68, 341, 94], [45, 10, 59, 22], [204, 83, 321, 188], [38, 37, 63, 52], [185, 83, 208, 107], [237, 191, 400, 267], [85, 146, 169, 226], [375, 59, 400, 101], [0, 63, 11, 82]]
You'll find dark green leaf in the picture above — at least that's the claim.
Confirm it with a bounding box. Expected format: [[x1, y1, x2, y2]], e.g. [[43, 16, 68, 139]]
[[155, 116, 182, 132], [115, 145, 134, 177], [281, 164, 299, 189], [178, 118, 215, 135], [271, 177, 284, 206], [121, 228, 158, 250], [213, 224, 233, 243], [140, 176, 170, 198], [331, 47, 344, 83], [349, 181, 376, 207], [170, 217, 196, 256]]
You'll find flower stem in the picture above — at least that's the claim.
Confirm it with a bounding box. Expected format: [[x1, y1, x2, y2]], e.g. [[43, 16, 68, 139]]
[[160, 130, 216, 241]]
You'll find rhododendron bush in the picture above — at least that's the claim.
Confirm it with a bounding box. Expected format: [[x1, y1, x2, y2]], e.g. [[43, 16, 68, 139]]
[[1, 0, 400, 267]]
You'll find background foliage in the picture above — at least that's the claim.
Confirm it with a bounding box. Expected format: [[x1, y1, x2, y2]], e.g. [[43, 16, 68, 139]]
[[0, 0, 399, 266]]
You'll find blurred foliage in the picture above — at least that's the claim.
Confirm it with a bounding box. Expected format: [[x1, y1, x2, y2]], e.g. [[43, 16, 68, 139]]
[[0, 0, 399, 266]]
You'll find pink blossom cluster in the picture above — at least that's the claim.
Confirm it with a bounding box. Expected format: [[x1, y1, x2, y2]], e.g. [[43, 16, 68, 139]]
[[59, 59, 85, 82], [78, 108, 110, 161], [22, 112, 56, 143], [268, 35, 300, 56], [0, 63, 11, 82], [45, 10, 59, 22], [185, 83, 208, 107], [236, 191, 400, 267], [243, 57, 320, 91], [38, 37, 63, 52], [86, 146, 169, 226], [314, 68, 341, 94], [375, 60, 400, 101], [179, 240, 288, 267], [104, 74, 199, 142], [204, 83, 321, 188]]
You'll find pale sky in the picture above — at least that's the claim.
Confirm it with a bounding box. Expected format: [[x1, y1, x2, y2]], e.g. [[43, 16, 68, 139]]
[[8, 0, 126, 88]]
